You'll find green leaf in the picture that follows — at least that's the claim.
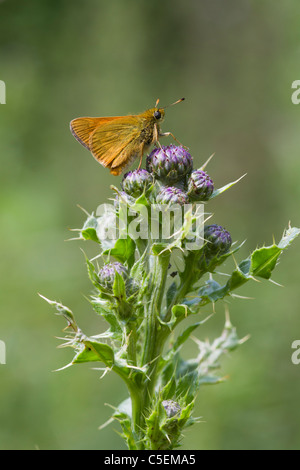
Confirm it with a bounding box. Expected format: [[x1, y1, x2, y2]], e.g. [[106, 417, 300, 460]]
[[228, 227, 300, 285], [171, 304, 193, 318], [81, 214, 100, 242], [83, 252, 101, 288], [191, 226, 300, 305], [39, 294, 78, 331], [89, 297, 123, 338], [160, 378, 177, 401], [197, 279, 228, 303], [104, 237, 136, 266], [184, 280, 228, 310], [113, 270, 126, 300], [130, 246, 148, 279], [278, 226, 300, 249], [114, 397, 132, 419], [73, 340, 114, 367], [171, 319, 210, 353], [250, 245, 281, 279], [197, 375, 224, 385], [81, 227, 100, 243], [151, 242, 169, 256], [133, 193, 149, 206], [225, 264, 251, 291], [166, 282, 178, 310], [210, 174, 246, 199]]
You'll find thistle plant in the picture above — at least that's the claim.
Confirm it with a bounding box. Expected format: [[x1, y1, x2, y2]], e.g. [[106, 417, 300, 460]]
[[41, 144, 299, 450]]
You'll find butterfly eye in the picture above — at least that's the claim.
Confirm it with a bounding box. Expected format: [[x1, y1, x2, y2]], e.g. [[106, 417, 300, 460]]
[[154, 110, 161, 120]]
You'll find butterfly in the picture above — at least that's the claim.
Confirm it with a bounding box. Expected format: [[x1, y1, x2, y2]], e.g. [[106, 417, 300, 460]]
[[70, 98, 184, 175]]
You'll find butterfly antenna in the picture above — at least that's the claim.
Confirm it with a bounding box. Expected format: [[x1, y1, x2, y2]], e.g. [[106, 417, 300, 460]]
[[162, 97, 185, 109]]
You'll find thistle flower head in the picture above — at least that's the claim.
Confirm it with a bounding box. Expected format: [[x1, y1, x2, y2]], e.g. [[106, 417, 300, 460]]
[[204, 224, 232, 256], [156, 186, 189, 206], [98, 262, 128, 291], [121, 169, 153, 198], [187, 169, 214, 201], [146, 145, 193, 184]]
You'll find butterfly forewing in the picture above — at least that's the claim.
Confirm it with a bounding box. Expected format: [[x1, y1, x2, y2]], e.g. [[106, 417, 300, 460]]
[[90, 116, 143, 172], [70, 116, 124, 151]]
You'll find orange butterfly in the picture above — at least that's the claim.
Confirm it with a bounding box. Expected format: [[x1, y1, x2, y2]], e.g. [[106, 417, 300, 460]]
[[70, 98, 184, 175]]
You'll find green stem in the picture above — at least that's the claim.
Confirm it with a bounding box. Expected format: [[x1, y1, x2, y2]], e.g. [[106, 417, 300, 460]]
[[134, 250, 171, 437], [111, 363, 143, 448], [126, 321, 137, 366], [164, 252, 198, 322], [141, 250, 171, 363]]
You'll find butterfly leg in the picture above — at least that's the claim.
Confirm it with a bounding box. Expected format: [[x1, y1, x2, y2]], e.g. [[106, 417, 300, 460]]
[[159, 131, 189, 149], [137, 152, 143, 170]]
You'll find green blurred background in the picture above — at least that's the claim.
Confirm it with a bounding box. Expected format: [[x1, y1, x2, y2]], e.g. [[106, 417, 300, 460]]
[[0, 0, 299, 450]]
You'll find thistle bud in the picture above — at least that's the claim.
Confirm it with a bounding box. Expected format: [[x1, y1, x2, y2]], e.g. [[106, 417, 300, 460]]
[[113, 191, 135, 209], [156, 186, 189, 206], [121, 169, 153, 198], [146, 145, 193, 184], [98, 262, 128, 291], [187, 170, 214, 201], [204, 224, 232, 256], [162, 400, 181, 418]]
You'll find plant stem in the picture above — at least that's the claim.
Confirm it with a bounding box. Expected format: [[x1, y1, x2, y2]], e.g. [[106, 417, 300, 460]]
[[130, 249, 171, 444], [164, 252, 199, 321], [126, 321, 137, 366]]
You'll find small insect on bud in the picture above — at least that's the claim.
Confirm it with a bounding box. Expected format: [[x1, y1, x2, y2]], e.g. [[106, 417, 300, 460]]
[[204, 224, 232, 256], [162, 400, 181, 418], [121, 169, 153, 198], [98, 262, 128, 291], [187, 170, 214, 201], [146, 145, 193, 184], [156, 186, 189, 206]]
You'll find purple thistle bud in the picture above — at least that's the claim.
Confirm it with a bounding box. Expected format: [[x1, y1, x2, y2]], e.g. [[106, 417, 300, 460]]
[[121, 169, 153, 198], [187, 170, 214, 201], [146, 145, 193, 184], [204, 224, 232, 256], [98, 262, 128, 290], [162, 400, 181, 418], [156, 186, 189, 206]]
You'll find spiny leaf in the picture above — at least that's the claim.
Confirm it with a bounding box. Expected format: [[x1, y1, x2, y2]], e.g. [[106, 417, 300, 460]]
[[104, 236, 136, 267], [73, 340, 114, 367], [250, 245, 281, 280], [210, 174, 247, 199], [39, 294, 78, 332], [278, 226, 300, 249], [82, 251, 101, 288], [113, 270, 126, 300], [89, 297, 123, 338], [81, 214, 100, 242]]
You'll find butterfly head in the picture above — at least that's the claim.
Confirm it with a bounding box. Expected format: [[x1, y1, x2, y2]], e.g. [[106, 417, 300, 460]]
[[150, 97, 185, 123], [153, 107, 166, 122]]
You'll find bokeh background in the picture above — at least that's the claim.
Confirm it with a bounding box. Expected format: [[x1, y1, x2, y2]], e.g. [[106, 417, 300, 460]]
[[0, 0, 299, 450]]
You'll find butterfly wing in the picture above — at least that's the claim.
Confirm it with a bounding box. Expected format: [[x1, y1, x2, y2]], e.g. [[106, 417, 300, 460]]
[[89, 115, 144, 175], [70, 116, 124, 151]]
